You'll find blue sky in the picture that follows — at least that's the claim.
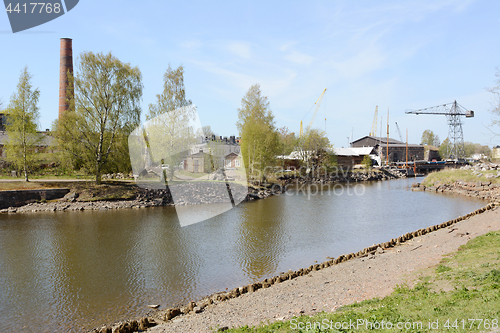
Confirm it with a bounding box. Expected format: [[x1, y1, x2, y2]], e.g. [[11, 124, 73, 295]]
[[1, 0, 499, 147]]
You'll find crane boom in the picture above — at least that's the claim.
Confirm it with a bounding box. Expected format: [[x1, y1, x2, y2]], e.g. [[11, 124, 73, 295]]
[[405, 100, 474, 117], [306, 88, 327, 133], [395, 122, 403, 141], [405, 100, 474, 160]]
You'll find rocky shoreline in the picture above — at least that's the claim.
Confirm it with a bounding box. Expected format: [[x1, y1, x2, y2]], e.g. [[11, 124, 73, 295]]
[[0, 182, 285, 214], [412, 180, 500, 201], [278, 167, 406, 184], [1, 168, 405, 214]]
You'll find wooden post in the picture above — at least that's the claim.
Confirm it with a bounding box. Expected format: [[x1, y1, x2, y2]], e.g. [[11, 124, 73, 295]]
[[406, 128, 408, 170], [386, 108, 389, 165]]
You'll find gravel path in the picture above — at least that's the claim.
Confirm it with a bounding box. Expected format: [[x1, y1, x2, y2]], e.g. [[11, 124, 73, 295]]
[[149, 206, 500, 333]]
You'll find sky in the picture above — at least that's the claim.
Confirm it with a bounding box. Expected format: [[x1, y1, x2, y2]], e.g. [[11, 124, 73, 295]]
[[1, 0, 500, 148]]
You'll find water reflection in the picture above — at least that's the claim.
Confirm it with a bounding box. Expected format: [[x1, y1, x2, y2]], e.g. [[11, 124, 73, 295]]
[[0, 178, 486, 332]]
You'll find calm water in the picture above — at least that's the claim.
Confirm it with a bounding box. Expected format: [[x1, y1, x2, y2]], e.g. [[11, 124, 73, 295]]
[[0, 178, 485, 332]]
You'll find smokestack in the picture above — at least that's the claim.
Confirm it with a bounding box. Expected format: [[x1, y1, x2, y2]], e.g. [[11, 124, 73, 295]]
[[59, 38, 73, 119]]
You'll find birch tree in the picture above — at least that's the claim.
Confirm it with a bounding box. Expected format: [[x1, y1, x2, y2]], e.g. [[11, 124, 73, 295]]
[[57, 51, 142, 184], [236, 84, 279, 181], [145, 65, 196, 181], [4, 67, 40, 181]]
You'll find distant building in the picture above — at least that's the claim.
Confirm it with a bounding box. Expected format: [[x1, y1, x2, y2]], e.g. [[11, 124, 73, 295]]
[[423, 145, 441, 161], [351, 135, 424, 163], [179, 135, 242, 173], [0, 130, 54, 159]]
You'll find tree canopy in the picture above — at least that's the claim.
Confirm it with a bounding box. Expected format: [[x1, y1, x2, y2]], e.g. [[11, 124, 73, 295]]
[[143, 65, 196, 181], [421, 129, 440, 147], [147, 65, 191, 120], [4, 67, 40, 181], [56, 51, 143, 184], [237, 84, 280, 181]]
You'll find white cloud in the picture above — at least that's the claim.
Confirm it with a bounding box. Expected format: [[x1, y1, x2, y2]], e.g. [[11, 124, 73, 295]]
[[285, 51, 314, 65], [226, 42, 252, 59]]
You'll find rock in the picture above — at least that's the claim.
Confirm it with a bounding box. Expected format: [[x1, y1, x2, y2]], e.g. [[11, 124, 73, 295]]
[[138, 317, 156, 330], [486, 173, 496, 179], [63, 192, 79, 202], [147, 304, 160, 309], [376, 246, 384, 254], [165, 308, 182, 320]]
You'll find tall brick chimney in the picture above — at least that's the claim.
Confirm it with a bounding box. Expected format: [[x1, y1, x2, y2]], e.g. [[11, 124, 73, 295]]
[[59, 38, 73, 118]]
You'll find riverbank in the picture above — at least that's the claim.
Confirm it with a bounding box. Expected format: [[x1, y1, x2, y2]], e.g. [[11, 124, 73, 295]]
[[0, 181, 284, 213], [412, 163, 500, 202], [0, 168, 405, 213], [88, 199, 498, 333]]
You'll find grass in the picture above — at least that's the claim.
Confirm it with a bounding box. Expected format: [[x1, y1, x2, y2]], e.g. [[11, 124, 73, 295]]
[[222, 231, 500, 332], [0, 180, 138, 202], [421, 168, 499, 187]]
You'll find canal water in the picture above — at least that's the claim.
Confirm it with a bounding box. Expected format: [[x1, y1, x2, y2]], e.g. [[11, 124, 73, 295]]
[[0, 178, 485, 332]]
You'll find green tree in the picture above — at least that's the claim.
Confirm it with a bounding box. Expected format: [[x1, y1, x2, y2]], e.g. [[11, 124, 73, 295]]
[[463, 142, 491, 158], [439, 138, 451, 160], [4, 67, 41, 181], [299, 129, 332, 175], [362, 154, 372, 169], [421, 129, 440, 147], [202, 125, 215, 138], [278, 126, 297, 156], [56, 51, 143, 184], [237, 84, 280, 181], [147, 65, 191, 120], [145, 65, 195, 181]]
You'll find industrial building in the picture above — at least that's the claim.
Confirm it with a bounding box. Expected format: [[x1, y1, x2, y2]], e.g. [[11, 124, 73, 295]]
[[351, 135, 424, 163]]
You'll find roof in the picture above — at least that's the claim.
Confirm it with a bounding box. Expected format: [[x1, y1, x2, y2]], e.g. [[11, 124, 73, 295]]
[[349, 147, 374, 155], [377, 143, 423, 148], [351, 135, 404, 145], [332, 147, 359, 156], [225, 152, 241, 158], [188, 152, 209, 158]]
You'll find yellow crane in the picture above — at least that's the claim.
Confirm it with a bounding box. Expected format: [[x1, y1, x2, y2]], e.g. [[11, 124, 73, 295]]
[[369, 105, 378, 137], [300, 88, 327, 138]]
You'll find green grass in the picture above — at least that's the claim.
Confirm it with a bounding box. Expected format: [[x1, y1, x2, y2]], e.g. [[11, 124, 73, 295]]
[[223, 231, 500, 332], [422, 168, 499, 187]]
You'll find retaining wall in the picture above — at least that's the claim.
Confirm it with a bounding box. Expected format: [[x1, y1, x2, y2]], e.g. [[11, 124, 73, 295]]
[[0, 188, 70, 209]]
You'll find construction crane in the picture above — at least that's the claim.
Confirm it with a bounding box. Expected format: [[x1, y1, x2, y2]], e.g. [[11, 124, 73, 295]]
[[369, 106, 378, 136], [395, 122, 403, 142], [300, 88, 327, 138], [405, 101, 474, 160]]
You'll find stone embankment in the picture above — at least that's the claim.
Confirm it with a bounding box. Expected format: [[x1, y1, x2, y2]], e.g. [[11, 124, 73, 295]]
[[412, 162, 500, 202], [412, 181, 500, 201], [280, 167, 406, 184], [0, 182, 284, 214], [89, 201, 499, 333]]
